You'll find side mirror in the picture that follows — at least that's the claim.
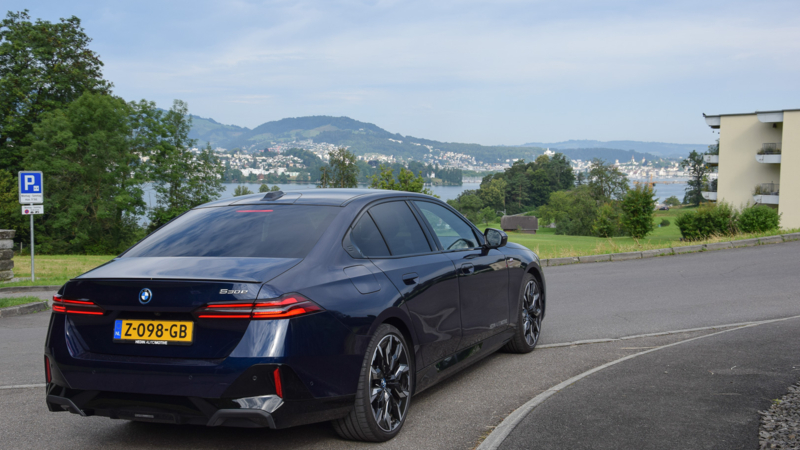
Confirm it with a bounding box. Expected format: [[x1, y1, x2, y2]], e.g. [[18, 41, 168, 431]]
[[484, 228, 507, 249]]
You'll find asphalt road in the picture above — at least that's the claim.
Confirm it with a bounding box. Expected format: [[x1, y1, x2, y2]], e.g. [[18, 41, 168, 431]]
[[499, 317, 800, 450], [1, 241, 799, 449]]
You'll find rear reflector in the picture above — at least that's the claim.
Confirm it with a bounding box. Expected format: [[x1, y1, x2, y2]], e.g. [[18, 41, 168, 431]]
[[273, 368, 283, 398], [52, 295, 105, 316], [194, 294, 323, 320], [44, 356, 52, 384]]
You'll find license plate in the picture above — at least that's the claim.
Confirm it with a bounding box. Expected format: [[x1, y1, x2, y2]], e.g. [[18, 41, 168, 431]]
[[113, 319, 194, 345]]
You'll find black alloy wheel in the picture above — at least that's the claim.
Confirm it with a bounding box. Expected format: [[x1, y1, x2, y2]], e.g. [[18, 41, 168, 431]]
[[332, 324, 413, 441], [503, 273, 543, 353]]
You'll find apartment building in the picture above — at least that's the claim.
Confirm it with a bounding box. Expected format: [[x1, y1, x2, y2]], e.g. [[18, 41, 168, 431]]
[[702, 109, 800, 229]]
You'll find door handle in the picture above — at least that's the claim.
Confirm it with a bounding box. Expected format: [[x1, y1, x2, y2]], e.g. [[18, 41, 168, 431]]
[[402, 273, 419, 285], [460, 263, 475, 275]]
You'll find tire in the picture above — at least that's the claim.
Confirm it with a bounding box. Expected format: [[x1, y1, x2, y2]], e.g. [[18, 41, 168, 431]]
[[503, 274, 543, 353], [332, 324, 413, 442]]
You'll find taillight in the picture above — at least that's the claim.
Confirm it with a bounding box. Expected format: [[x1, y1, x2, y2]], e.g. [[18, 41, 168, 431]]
[[52, 295, 105, 316], [44, 356, 52, 384], [194, 294, 323, 320]]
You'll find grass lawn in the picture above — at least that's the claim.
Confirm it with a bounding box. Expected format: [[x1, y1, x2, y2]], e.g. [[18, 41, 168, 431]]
[[0, 205, 795, 286], [0, 296, 47, 309], [3, 254, 115, 288]]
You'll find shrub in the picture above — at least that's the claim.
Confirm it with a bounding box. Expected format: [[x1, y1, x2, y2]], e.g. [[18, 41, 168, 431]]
[[738, 205, 780, 233], [538, 186, 598, 236], [660, 219, 670, 227], [592, 203, 623, 237], [674, 202, 738, 240], [663, 196, 681, 207], [621, 184, 656, 238]]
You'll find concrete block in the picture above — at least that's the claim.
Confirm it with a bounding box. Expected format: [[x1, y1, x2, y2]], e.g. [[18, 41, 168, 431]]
[[0, 249, 13, 260], [0, 240, 13, 250], [0, 270, 13, 281], [0, 230, 15, 240], [731, 238, 759, 248], [610, 252, 642, 261], [0, 260, 12, 271], [781, 233, 800, 242], [539, 259, 548, 267], [759, 235, 783, 245], [548, 257, 578, 266], [673, 244, 704, 254], [578, 254, 611, 263], [704, 242, 733, 251], [642, 248, 673, 258]]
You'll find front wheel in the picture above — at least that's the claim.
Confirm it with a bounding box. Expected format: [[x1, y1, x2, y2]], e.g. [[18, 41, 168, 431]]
[[332, 324, 413, 442], [503, 274, 543, 353]]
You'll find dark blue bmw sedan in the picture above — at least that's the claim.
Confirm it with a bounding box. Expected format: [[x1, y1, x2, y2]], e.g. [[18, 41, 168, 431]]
[[44, 189, 546, 441]]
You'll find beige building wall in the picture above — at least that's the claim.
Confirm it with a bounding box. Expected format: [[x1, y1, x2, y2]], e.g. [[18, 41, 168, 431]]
[[780, 111, 800, 229], [717, 115, 781, 210]]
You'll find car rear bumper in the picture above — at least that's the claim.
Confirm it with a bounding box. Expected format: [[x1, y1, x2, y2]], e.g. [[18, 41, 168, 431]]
[[45, 384, 354, 429]]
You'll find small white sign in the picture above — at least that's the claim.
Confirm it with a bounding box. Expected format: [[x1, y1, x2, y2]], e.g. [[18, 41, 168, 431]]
[[22, 205, 44, 215], [18, 171, 44, 204]]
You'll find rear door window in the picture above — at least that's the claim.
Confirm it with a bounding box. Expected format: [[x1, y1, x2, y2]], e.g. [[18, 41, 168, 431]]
[[368, 202, 431, 256], [350, 213, 391, 257]]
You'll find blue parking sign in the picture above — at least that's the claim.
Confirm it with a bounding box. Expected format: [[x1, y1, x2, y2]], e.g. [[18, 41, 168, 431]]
[[18, 171, 43, 204]]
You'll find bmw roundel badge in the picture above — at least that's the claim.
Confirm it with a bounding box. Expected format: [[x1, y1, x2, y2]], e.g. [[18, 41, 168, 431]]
[[139, 288, 153, 305]]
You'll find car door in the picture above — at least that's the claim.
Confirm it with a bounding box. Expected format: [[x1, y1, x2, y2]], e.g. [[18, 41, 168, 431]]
[[351, 200, 462, 368], [411, 200, 509, 350]]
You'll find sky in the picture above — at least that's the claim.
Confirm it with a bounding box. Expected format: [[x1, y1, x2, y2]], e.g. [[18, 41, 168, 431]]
[[9, 0, 800, 146]]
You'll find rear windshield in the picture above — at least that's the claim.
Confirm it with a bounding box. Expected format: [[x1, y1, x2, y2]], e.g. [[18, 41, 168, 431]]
[[124, 205, 340, 259]]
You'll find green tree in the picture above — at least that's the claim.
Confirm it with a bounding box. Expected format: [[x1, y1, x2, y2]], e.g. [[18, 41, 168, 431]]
[[447, 190, 484, 221], [23, 92, 144, 253], [258, 183, 271, 193], [234, 185, 254, 196], [663, 196, 681, 207], [369, 165, 434, 195], [479, 177, 507, 213], [146, 100, 224, 231], [538, 186, 598, 236], [0, 10, 111, 173], [477, 207, 496, 226], [681, 150, 710, 207], [318, 147, 359, 188], [588, 158, 629, 203], [621, 183, 656, 238]]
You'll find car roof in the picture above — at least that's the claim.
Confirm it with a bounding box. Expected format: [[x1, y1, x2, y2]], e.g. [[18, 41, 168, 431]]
[[195, 188, 438, 208]]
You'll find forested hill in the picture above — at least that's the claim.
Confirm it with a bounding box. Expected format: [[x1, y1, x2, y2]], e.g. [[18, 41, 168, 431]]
[[188, 114, 673, 164], [188, 115, 547, 163]]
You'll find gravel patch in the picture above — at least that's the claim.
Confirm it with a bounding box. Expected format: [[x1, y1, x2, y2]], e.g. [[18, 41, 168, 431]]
[[759, 380, 800, 450]]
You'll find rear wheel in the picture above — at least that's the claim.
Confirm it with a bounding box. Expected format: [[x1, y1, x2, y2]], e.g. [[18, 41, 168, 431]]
[[503, 274, 543, 353], [332, 324, 413, 442]]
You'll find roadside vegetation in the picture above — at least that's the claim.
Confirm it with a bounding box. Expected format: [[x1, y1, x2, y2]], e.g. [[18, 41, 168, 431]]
[[0, 296, 46, 309]]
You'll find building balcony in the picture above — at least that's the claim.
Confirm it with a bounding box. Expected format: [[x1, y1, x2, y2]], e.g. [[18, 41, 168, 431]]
[[753, 183, 779, 205], [701, 180, 717, 201], [755, 143, 781, 164], [702, 191, 717, 201], [703, 155, 719, 165]]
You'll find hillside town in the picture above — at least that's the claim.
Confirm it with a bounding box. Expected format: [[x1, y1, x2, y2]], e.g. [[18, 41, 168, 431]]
[[197, 138, 689, 182]]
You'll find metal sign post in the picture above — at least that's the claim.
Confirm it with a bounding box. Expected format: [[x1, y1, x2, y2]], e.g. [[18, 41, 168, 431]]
[[19, 172, 43, 282]]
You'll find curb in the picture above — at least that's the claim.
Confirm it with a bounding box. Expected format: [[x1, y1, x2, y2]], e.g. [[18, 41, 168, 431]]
[[0, 301, 49, 318], [539, 232, 797, 268], [0, 285, 61, 294]]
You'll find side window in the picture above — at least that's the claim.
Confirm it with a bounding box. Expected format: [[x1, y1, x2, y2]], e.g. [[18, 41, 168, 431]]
[[368, 202, 431, 256], [413, 201, 480, 251], [350, 213, 391, 257]]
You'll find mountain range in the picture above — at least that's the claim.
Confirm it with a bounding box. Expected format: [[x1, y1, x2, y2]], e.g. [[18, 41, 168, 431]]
[[187, 114, 697, 164]]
